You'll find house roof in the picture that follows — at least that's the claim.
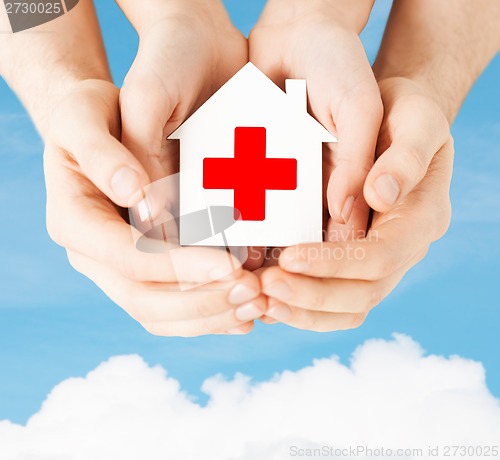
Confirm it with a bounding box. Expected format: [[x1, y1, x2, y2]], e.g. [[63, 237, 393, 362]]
[[169, 63, 337, 143]]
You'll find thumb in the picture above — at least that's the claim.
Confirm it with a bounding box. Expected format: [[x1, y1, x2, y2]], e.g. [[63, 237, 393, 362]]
[[364, 95, 450, 213], [120, 69, 175, 169], [49, 82, 151, 210], [324, 78, 383, 225], [119, 47, 178, 178], [120, 48, 181, 224]]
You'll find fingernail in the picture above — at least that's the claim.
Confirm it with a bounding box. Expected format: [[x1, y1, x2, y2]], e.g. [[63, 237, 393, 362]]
[[341, 195, 355, 224], [374, 174, 400, 206], [227, 326, 248, 335], [266, 304, 292, 322], [260, 316, 278, 325], [235, 302, 263, 321], [264, 280, 292, 301], [138, 198, 152, 222], [229, 284, 259, 305], [111, 166, 140, 201]]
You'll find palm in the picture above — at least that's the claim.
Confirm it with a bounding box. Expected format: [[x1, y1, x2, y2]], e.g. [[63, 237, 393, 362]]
[[120, 17, 247, 178]]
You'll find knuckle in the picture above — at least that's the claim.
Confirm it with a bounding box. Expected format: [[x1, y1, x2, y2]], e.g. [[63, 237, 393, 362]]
[[200, 314, 226, 335], [310, 288, 329, 312], [295, 310, 318, 332], [141, 322, 165, 337], [45, 215, 65, 247], [66, 251, 82, 274], [304, 318, 326, 333], [114, 285, 150, 323], [119, 253, 148, 283], [433, 199, 452, 240], [346, 313, 367, 330], [403, 145, 429, 181], [335, 157, 372, 176], [414, 248, 430, 266], [195, 297, 219, 318], [368, 255, 397, 280], [77, 138, 102, 167], [122, 262, 142, 282], [127, 303, 149, 324], [366, 91, 384, 121], [365, 288, 384, 311]]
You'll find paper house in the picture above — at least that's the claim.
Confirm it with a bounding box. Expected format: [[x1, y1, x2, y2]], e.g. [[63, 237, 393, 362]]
[[169, 63, 336, 247]]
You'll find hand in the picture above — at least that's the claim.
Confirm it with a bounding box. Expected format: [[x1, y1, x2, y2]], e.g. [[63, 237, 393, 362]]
[[44, 80, 266, 337], [259, 77, 453, 331], [117, 0, 248, 214], [249, 0, 383, 234]]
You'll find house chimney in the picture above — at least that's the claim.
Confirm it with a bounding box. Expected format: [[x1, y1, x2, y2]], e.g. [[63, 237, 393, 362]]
[[285, 79, 307, 112]]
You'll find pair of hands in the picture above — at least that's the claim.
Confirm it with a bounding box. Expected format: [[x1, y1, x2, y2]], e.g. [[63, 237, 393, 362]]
[[44, 0, 453, 336]]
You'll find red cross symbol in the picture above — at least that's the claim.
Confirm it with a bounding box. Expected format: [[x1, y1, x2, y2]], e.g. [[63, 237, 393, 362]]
[[203, 127, 297, 221]]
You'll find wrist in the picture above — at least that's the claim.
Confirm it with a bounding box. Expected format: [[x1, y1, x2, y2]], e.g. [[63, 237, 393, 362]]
[[1, 0, 111, 137], [258, 0, 375, 34], [377, 76, 452, 126], [116, 0, 230, 34], [327, 0, 376, 34], [7, 69, 110, 138], [374, 66, 460, 124]]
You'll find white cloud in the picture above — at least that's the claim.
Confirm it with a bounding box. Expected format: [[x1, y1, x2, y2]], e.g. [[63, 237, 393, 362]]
[[1, 334, 499, 460]]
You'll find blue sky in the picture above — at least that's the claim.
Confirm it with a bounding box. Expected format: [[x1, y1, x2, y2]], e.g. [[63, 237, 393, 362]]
[[0, 1, 499, 425]]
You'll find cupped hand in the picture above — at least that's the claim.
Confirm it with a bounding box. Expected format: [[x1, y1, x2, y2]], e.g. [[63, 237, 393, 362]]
[[259, 77, 453, 331], [44, 80, 265, 337], [249, 0, 383, 234], [117, 0, 248, 214]]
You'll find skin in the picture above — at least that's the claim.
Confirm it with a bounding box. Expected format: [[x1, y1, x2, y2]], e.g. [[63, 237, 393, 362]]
[[2, 0, 499, 335], [259, 0, 500, 329], [115, 0, 269, 335], [250, 0, 382, 231], [0, 0, 266, 337], [260, 77, 454, 329]]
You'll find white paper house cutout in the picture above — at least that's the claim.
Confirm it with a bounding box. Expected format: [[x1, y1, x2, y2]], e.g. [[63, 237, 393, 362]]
[[169, 62, 337, 247]]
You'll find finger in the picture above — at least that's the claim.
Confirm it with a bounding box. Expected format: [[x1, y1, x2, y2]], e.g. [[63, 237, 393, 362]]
[[142, 310, 255, 337], [44, 146, 243, 283], [265, 299, 367, 333], [225, 322, 256, 335], [119, 22, 211, 177], [244, 246, 267, 271], [120, 65, 178, 223], [278, 205, 434, 281], [260, 316, 278, 325], [49, 81, 151, 209], [264, 249, 429, 331], [280, 139, 453, 281], [119, 26, 198, 223], [364, 86, 450, 212], [326, 194, 369, 243], [120, 66, 177, 171], [326, 82, 383, 225], [262, 248, 283, 267], [142, 290, 266, 337], [260, 265, 409, 314], [252, 36, 383, 228], [67, 251, 264, 324]]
